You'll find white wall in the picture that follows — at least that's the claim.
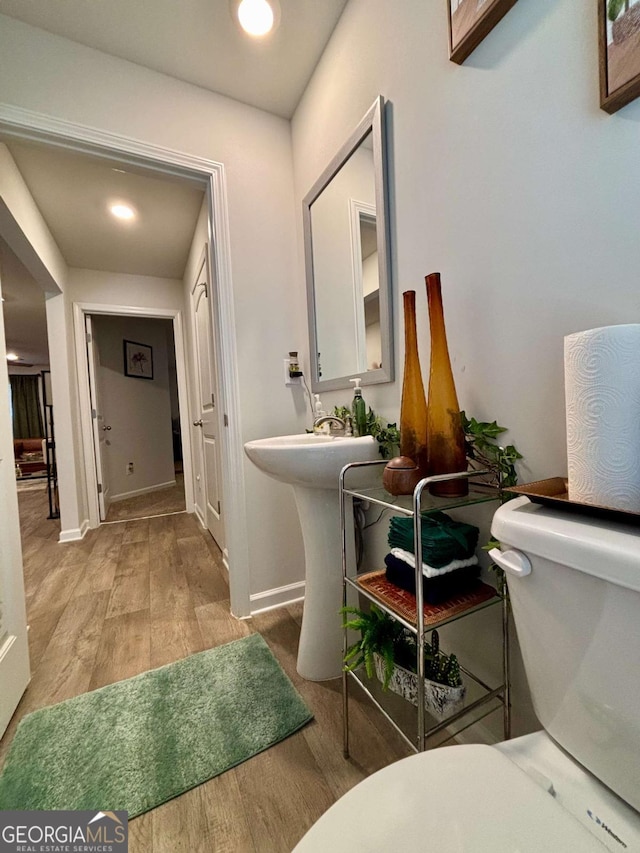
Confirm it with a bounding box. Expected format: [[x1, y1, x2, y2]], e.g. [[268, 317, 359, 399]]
[[66, 268, 185, 312], [293, 0, 640, 462], [0, 144, 66, 293], [291, 0, 640, 737], [92, 315, 175, 500], [0, 15, 309, 605]]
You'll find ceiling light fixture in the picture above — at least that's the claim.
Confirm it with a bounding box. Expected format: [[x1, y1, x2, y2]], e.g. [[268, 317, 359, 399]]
[[109, 202, 136, 221], [6, 353, 19, 361], [234, 0, 278, 37]]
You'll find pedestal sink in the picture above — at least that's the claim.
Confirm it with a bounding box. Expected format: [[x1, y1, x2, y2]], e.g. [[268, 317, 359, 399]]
[[244, 433, 379, 680]]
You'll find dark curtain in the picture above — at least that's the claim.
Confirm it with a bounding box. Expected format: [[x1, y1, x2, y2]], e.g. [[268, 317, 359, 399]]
[[10, 375, 44, 439]]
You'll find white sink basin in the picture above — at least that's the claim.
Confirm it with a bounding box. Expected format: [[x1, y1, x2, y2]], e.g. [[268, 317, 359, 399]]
[[244, 431, 379, 681], [244, 432, 377, 489]]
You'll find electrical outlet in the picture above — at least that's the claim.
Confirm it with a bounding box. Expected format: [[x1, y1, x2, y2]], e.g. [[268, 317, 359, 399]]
[[127, 462, 134, 474], [284, 358, 302, 387]]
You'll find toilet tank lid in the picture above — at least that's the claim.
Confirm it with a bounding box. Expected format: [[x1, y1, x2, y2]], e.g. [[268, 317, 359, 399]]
[[491, 497, 640, 593]]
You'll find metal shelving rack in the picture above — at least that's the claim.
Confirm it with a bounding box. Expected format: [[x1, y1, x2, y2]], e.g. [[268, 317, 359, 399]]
[[339, 460, 511, 756]]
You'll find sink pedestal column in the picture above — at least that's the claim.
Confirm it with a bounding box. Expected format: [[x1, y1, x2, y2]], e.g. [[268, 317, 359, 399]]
[[293, 486, 345, 681]]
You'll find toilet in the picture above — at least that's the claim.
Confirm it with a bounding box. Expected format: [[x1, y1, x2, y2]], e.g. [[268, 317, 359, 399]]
[[294, 496, 640, 851]]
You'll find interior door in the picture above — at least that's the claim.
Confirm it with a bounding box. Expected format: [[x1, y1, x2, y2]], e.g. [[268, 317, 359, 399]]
[[191, 250, 224, 550], [0, 278, 30, 736], [85, 315, 111, 521]]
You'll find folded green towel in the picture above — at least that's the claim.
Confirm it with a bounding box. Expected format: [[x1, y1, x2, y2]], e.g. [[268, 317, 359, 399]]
[[388, 511, 479, 569]]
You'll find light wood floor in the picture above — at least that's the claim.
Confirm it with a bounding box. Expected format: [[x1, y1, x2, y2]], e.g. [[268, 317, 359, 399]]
[[105, 473, 186, 522], [2, 490, 410, 852]]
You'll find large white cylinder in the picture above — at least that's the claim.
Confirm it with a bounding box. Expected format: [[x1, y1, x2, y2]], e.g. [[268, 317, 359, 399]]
[[565, 324, 640, 512]]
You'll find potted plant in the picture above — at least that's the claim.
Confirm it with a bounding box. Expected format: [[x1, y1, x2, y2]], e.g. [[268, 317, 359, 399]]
[[342, 605, 466, 719]]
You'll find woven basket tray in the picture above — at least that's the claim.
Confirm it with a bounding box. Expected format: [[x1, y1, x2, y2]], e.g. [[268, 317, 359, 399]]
[[356, 570, 498, 627]]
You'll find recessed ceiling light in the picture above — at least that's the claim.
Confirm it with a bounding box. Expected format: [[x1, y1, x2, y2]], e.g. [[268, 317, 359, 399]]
[[236, 0, 277, 36], [6, 353, 19, 361], [109, 203, 136, 221]]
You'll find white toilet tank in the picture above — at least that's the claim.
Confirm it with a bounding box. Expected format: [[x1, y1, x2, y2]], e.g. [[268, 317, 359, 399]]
[[492, 496, 640, 813]]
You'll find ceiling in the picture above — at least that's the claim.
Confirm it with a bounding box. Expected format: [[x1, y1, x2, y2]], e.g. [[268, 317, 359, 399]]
[[0, 0, 349, 119], [2, 138, 206, 279], [0, 0, 349, 364], [0, 136, 206, 366]]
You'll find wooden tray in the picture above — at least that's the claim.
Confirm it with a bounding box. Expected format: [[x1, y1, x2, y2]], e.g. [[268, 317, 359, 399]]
[[508, 478, 640, 525], [356, 570, 498, 627]]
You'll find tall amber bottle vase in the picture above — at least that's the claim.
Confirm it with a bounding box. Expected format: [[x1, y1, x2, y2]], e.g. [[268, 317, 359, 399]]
[[425, 273, 468, 497], [399, 291, 428, 476]]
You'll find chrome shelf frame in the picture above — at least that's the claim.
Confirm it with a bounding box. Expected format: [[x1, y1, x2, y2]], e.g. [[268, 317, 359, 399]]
[[340, 460, 511, 756]]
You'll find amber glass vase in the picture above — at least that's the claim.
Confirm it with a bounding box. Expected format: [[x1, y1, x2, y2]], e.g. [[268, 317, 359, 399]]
[[399, 291, 428, 476], [425, 273, 468, 497]]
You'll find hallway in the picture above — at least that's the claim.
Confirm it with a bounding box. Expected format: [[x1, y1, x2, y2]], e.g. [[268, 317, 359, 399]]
[[105, 472, 186, 522], [1, 491, 408, 851]]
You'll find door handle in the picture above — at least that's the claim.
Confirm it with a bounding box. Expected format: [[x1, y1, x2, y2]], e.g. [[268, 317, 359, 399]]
[[102, 425, 112, 431], [193, 419, 203, 427]]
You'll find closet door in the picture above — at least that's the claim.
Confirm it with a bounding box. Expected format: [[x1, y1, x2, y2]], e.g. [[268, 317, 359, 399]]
[[191, 247, 224, 550], [0, 278, 30, 736]]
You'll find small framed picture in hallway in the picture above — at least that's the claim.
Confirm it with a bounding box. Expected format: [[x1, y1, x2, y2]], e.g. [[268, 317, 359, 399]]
[[600, 0, 640, 113], [123, 339, 154, 379], [448, 0, 518, 64]]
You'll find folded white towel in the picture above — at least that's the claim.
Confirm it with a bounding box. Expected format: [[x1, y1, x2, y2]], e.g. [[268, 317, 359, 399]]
[[390, 547, 478, 579]]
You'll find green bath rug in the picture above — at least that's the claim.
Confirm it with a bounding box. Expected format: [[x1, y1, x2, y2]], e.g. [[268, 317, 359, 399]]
[[0, 633, 313, 817]]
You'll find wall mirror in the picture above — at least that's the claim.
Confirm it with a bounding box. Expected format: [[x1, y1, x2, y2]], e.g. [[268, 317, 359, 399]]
[[303, 95, 393, 392]]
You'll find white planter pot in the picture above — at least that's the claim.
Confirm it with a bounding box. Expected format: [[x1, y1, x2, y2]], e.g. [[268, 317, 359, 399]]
[[373, 653, 466, 720]]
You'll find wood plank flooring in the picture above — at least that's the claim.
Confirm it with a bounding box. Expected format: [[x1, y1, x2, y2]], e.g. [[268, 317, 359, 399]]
[[105, 474, 186, 523], [2, 489, 410, 852]]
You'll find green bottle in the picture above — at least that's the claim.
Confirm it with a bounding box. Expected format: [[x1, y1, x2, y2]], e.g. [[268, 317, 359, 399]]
[[350, 378, 367, 437]]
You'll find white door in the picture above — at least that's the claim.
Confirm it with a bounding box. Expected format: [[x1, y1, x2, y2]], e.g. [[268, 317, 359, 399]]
[[0, 278, 30, 736], [191, 249, 224, 550], [85, 315, 111, 521]]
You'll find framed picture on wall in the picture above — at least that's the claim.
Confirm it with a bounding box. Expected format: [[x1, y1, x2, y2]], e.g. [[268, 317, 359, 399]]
[[123, 339, 154, 380], [600, 0, 640, 113], [448, 0, 518, 64]]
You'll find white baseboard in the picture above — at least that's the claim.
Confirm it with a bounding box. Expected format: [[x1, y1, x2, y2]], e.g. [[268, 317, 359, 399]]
[[59, 518, 90, 543], [250, 581, 305, 615], [110, 480, 176, 503], [193, 504, 206, 529]]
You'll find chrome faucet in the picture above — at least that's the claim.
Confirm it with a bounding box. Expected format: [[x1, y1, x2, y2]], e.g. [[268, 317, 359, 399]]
[[313, 414, 353, 437]]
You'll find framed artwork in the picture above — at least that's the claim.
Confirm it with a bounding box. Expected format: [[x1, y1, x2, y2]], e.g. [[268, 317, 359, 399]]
[[600, 0, 640, 113], [123, 339, 154, 380], [448, 0, 518, 64]]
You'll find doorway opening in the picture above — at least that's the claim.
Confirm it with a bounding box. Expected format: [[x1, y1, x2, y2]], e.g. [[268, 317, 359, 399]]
[[85, 313, 186, 524], [1, 237, 59, 534], [0, 104, 251, 625]]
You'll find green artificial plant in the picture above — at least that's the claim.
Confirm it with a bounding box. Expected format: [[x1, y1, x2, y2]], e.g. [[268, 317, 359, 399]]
[[332, 405, 400, 459], [342, 606, 462, 690], [461, 412, 522, 488], [341, 604, 405, 689]]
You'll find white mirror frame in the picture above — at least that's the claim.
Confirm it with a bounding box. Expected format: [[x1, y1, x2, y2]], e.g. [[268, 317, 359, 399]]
[[303, 95, 393, 392]]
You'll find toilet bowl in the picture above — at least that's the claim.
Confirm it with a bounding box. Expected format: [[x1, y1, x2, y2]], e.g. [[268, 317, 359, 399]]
[[294, 734, 640, 851], [294, 497, 640, 851]]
